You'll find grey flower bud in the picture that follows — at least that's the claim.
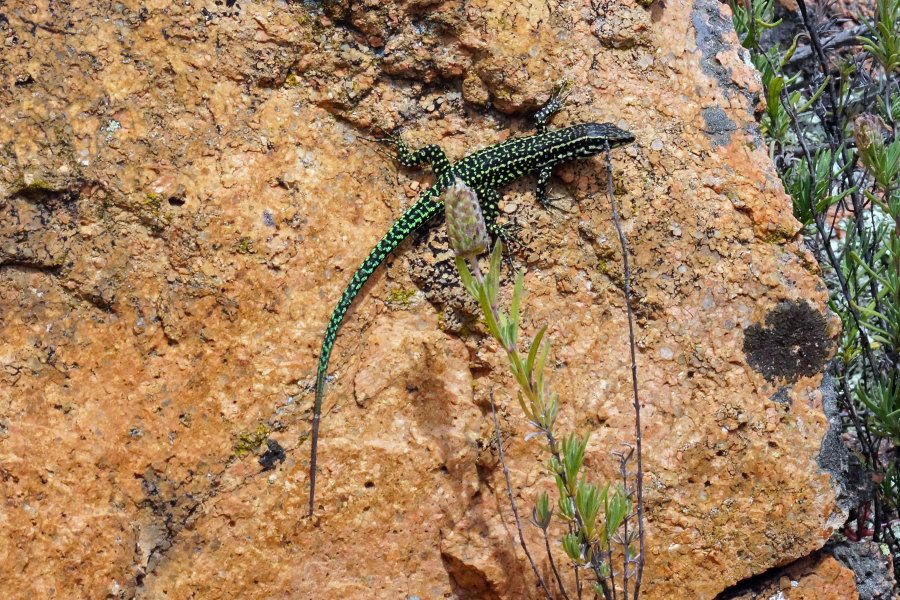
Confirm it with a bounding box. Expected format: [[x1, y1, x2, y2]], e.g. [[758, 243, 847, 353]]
[[444, 178, 489, 258], [854, 114, 886, 159]]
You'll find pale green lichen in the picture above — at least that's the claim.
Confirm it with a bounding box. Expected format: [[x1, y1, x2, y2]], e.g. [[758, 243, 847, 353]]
[[386, 286, 416, 307], [144, 192, 162, 210], [233, 424, 270, 457], [235, 237, 255, 255]]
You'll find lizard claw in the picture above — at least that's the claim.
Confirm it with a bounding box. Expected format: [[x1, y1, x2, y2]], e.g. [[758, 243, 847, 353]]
[[358, 127, 406, 162], [358, 125, 401, 146], [490, 221, 526, 252], [551, 79, 573, 104], [539, 195, 569, 212]]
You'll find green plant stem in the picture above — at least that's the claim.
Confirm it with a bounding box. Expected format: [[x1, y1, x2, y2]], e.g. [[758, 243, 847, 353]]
[[468, 256, 536, 396], [469, 254, 610, 592], [575, 563, 583, 600], [465, 238, 637, 597], [795, 0, 868, 242], [545, 430, 611, 593], [838, 375, 883, 481], [744, 0, 758, 51], [616, 446, 638, 598], [732, 0, 900, 575], [601, 510, 616, 600]]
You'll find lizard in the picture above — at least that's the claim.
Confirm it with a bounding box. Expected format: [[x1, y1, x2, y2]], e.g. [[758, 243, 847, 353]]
[[308, 83, 635, 516]]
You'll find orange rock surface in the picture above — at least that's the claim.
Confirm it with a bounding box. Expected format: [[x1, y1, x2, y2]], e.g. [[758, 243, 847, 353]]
[[727, 552, 860, 600], [0, 0, 852, 598]]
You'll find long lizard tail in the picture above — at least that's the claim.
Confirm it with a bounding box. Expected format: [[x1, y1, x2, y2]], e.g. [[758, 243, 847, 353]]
[[308, 187, 445, 516]]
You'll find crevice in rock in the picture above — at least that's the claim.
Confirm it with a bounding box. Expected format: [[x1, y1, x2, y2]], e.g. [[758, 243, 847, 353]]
[[714, 548, 843, 599], [126, 405, 309, 595], [714, 557, 799, 599], [0, 260, 64, 274], [129, 465, 224, 594], [818, 371, 873, 523], [440, 550, 502, 600]]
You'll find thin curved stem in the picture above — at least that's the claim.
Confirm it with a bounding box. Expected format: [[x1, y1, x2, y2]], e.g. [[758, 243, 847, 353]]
[[489, 389, 554, 600], [604, 142, 645, 598]]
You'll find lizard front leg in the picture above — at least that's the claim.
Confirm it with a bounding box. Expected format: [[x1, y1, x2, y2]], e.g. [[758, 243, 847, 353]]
[[534, 80, 572, 134], [536, 165, 553, 209]]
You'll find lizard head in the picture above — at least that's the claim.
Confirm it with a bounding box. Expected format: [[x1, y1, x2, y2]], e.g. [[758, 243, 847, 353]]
[[580, 123, 636, 150]]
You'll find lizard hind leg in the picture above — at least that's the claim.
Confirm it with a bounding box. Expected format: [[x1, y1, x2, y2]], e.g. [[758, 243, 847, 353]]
[[382, 131, 452, 179], [357, 130, 400, 164], [359, 127, 452, 178], [534, 79, 573, 134], [479, 187, 523, 271], [486, 220, 520, 273]]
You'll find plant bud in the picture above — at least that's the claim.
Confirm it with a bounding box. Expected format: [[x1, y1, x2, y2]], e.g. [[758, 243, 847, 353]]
[[562, 532, 584, 563], [532, 491, 552, 529], [444, 178, 489, 258], [854, 114, 894, 187], [854, 114, 886, 159]]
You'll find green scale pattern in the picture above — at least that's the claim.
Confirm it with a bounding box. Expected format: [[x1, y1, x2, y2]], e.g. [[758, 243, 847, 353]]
[[308, 104, 634, 515]]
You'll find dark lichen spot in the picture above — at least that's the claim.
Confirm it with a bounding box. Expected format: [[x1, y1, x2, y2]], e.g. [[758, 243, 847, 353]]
[[691, 0, 734, 90], [743, 300, 831, 383], [769, 386, 791, 405], [701, 106, 736, 147], [259, 438, 286, 471]]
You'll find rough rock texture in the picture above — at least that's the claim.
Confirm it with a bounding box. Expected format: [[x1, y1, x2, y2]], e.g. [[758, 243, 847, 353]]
[[721, 551, 860, 600], [0, 0, 852, 598]]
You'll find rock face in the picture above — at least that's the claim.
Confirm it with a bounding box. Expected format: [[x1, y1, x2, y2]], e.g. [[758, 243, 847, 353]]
[[0, 0, 852, 598]]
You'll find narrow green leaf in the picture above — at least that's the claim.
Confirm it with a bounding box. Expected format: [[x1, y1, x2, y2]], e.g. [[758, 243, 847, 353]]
[[478, 285, 502, 340], [562, 434, 589, 492], [780, 33, 802, 65], [455, 256, 479, 298], [562, 532, 583, 563], [534, 338, 551, 397], [516, 390, 534, 422], [796, 75, 830, 113], [532, 491, 552, 529], [850, 250, 893, 287], [509, 270, 524, 347], [526, 325, 548, 379], [575, 478, 602, 541], [487, 242, 503, 305]]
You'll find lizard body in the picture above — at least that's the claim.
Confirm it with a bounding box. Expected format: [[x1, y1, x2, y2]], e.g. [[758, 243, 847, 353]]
[[309, 89, 634, 515]]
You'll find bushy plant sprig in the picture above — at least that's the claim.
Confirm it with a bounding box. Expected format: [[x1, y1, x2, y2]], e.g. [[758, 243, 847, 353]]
[[730, 0, 900, 571], [445, 178, 641, 599]]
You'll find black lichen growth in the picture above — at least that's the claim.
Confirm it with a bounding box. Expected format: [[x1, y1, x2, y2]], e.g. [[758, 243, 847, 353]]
[[259, 438, 286, 471], [769, 386, 791, 405], [701, 106, 736, 147], [743, 300, 831, 383]]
